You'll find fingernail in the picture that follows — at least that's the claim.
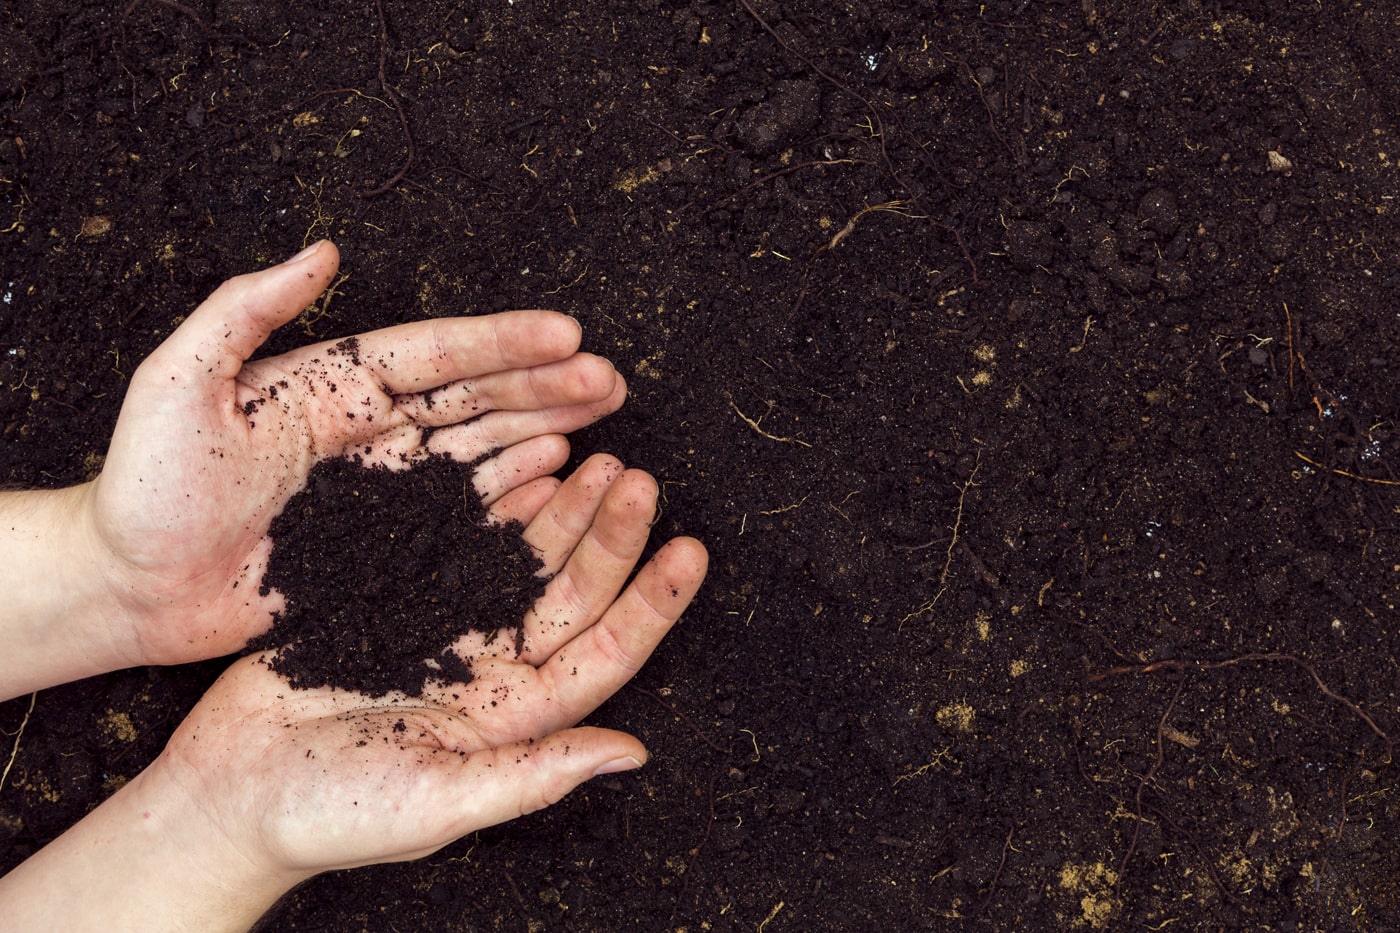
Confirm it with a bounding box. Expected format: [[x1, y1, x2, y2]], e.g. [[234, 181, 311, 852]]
[[594, 755, 645, 776], [283, 241, 323, 265]]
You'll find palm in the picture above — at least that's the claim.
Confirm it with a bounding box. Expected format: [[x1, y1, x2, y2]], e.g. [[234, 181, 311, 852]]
[[160, 458, 707, 875], [84, 243, 625, 665]]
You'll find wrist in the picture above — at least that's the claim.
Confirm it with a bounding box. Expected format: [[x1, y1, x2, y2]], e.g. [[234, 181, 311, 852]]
[[0, 755, 303, 932], [129, 754, 311, 913], [0, 483, 141, 699]]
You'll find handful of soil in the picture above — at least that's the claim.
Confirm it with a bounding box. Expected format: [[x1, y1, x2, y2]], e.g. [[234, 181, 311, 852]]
[[243, 454, 546, 697]]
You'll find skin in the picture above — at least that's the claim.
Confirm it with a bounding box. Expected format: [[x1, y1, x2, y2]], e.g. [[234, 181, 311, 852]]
[[0, 243, 709, 930], [0, 240, 629, 699]]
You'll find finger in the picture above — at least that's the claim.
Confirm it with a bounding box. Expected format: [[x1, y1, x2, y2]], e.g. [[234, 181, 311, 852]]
[[519, 453, 625, 575], [529, 538, 708, 731], [518, 469, 658, 663], [422, 374, 627, 462], [486, 476, 562, 528], [352, 423, 572, 491], [392, 354, 618, 428], [424, 727, 646, 841], [439, 460, 642, 670], [145, 241, 341, 389], [470, 434, 572, 506], [346, 310, 585, 397]]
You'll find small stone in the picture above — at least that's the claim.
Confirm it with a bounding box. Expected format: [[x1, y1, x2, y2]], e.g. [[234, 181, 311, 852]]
[[1267, 150, 1293, 172], [79, 215, 113, 238]]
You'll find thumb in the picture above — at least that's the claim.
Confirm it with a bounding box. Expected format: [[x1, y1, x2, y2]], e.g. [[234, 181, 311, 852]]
[[449, 727, 648, 834], [148, 240, 341, 386]]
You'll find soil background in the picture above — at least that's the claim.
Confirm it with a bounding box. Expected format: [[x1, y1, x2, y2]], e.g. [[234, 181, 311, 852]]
[[3, 1, 1400, 929]]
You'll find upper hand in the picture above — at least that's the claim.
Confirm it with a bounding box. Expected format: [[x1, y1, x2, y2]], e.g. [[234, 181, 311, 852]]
[[84, 241, 625, 667]]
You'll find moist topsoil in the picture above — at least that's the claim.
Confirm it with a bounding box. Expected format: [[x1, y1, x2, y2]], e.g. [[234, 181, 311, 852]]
[[3, 1, 1400, 930]]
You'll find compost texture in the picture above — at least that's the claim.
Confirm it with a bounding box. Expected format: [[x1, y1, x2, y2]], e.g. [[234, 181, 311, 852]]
[[3, 1, 1400, 929], [245, 453, 545, 698]]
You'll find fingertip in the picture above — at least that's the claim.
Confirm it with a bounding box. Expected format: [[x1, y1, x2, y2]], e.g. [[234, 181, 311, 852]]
[[578, 451, 626, 482], [487, 475, 563, 526], [532, 729, 646, 797], [568, 353, 621, 402], [600, 468, 659, 527], [472, 433, 573, 503], [276, 239, 340, 285], [653, 536, 710, 599], [667, 536, 710, 574], [634, 468, 661, 509], [593, 753, 647, 776], [507, 309, 584, 358], [619, 466, 659, 495], [283, 239, 326, 265], [566, 728, 647, 776], [312, 240, 340, 277]]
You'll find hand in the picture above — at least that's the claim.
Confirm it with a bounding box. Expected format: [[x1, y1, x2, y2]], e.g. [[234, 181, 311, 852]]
[[85, 240, 625, 669], [0, 456, 708, 932]]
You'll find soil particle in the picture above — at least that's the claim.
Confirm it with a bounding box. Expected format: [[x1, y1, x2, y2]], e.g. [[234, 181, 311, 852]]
[[734, 79, 821, 155], [1136, 187, 1181, 237]]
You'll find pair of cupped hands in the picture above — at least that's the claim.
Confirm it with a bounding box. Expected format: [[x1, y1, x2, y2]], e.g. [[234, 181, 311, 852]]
[[0, 241, 706, 930]]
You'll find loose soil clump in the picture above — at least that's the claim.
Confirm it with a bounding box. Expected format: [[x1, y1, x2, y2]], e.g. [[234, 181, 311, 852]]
[[245, 454, 545, 698]]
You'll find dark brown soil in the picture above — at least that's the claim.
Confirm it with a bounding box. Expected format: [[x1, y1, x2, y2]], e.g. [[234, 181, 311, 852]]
[[245, 453, 545, 698], [3, 1, 1400, 930]]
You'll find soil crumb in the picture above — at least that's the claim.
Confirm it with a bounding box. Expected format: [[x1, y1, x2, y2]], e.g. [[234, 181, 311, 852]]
[[244, 454, 545, 697]]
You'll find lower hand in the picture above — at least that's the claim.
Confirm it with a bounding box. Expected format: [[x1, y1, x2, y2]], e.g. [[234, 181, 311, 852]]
[[152, 453, 704, 878], [0, 456, 705, 932]]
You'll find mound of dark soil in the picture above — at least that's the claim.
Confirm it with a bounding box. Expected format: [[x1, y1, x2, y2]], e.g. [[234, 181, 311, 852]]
[[244, 454, 544, 698]]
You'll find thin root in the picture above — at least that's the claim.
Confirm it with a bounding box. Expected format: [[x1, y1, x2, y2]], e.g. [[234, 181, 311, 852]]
[[727, 398, 812, 448], [1091, 653, 1393, 762], [360, 0, 415, 198], [1293, 451, 1400, 487], [819, 200, 925, 254], [0, 692, 37, 794]]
